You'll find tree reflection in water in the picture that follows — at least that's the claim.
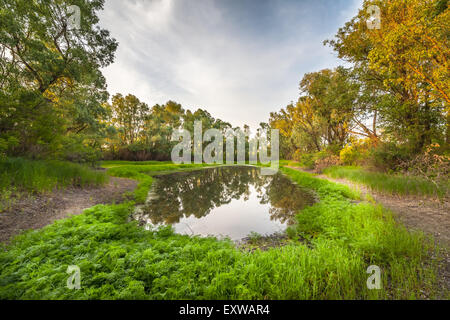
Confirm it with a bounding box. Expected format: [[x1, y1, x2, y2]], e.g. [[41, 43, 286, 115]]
[[134, 166, 315, 238]]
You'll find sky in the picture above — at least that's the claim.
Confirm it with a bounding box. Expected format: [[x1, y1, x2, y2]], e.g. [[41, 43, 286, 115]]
[[99, 0, 364, 129]]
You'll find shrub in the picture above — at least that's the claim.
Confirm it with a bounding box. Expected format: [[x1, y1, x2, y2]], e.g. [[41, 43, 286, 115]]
[[293, 151, 316, 169], [369, 142, 411, 171], [292, 150, 341, 173], [313, 154, 340, 173], [293, 151, 331, 170], [0, 136, 19, 159], [399, 144, 450, 195], [339, 139, 371, 166]]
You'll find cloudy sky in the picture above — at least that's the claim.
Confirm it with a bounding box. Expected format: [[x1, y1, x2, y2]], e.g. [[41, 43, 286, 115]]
[[99, 0, 363, 129]]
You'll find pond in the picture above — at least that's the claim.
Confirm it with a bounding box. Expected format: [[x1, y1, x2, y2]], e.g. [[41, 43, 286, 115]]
[[134, 166, 316, 240]]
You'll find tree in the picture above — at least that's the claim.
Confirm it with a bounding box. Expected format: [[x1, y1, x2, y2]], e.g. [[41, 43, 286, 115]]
[[325, 0, 449, 151], [142, 101, 184, 160], [0, 0, 118, 158], [299, 67, 358, 150], [269, 100, 325, 158], [109, 94, 149, 146]]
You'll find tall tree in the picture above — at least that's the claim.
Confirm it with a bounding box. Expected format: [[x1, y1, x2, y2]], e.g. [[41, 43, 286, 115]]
[[0, 0, 117, 157], [325, 0, 449, 150], [109, 94, 149, 146]]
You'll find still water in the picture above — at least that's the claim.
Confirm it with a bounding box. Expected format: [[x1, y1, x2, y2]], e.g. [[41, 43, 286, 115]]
[[134, 166, 316, 240]]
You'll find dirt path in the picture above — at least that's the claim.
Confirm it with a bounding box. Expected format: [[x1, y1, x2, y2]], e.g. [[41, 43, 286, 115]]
[[0, 177, 137, 243]]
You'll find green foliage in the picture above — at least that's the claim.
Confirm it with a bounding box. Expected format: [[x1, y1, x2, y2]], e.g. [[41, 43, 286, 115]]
[[0, 162, 438, 299], [299, 67, 358, 149], [325, 0, 448, 153], [101, 160, 173, 168], [104, 97, 235, 161], [293, 151, 323, 169], [293, 152, 316, 169], [107, 93, 150, 147], [369, 142, 412, 171], [0, 157, 107, 195], [339, 139, 371, 166], [54, 134, 103, 165], [0, 0, 117, 160], [270, 67, 380, 159]]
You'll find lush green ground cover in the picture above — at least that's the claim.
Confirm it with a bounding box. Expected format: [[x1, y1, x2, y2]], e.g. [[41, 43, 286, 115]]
[[0, 161, 439, 299], [323, 166, 448, 198]]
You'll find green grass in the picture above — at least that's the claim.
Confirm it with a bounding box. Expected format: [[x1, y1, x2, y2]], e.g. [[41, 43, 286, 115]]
[[279, 160, 301, 167], [105, 162, 214, 203], [100, 160, 174, 168], [323, 166, 448, 198], [0, 161, 441, 299], [0, 157, 107, 194]]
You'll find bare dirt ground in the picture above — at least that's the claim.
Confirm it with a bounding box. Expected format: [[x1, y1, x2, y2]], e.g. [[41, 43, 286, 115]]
[[287, 166, 450, 297], [0, 177, 137, 243]]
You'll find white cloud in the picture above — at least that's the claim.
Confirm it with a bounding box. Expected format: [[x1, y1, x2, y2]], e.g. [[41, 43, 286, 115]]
[[99, 0, 363, 129]]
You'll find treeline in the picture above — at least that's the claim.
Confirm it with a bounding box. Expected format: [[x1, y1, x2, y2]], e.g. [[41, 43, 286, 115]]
[[104, 94, 236, 161], [105, 93, 276, 162], [1, 0, 448, 168], [270, 0, 449, 171], [0, 0, 267, 163]]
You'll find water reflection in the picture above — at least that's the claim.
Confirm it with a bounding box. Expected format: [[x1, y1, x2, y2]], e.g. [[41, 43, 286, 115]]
[[134, 166, 315, 240]]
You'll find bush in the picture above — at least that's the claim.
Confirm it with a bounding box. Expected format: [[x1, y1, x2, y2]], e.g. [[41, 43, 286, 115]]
[[369, 142, 411, 171], [57, 135, 102, 165], [293, 151, 330, 170], [0, 136, 19, 159], [292, 150, 341, 173], [399, 144, 450, 195], [293, 151, 316, 169], [339, 139, 371, 166], [313, 155, 340, 173]]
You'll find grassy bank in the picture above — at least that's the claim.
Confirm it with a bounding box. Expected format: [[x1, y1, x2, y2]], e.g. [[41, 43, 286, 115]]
[[0, 158, 107, 194], [0, 161, 440, 299], [0, 157, 108, 212], [100, 160, 173, 168], [104, 162, 213, 203], [323, 166, 448, 198]]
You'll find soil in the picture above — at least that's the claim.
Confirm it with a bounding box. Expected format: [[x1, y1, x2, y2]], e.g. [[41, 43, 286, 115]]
[[0, 177, 137, 243]]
